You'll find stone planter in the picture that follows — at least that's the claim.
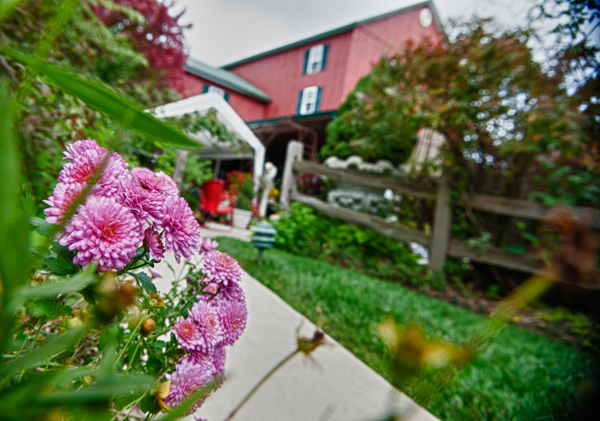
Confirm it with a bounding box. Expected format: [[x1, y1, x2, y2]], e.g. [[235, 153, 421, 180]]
[[233, 208, 253, 229]]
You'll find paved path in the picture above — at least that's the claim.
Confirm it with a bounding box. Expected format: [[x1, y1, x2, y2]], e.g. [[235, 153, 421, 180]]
[[151, 223, 439, 421]]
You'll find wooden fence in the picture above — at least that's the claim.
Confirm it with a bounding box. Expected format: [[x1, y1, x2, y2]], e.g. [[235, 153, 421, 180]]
[[280, 141, 600, 274]]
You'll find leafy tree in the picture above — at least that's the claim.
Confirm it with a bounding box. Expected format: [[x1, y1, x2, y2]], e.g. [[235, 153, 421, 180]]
[[321, 19, 596, 208], [91, 0, 191, 88], [0, 0, 198, 216]]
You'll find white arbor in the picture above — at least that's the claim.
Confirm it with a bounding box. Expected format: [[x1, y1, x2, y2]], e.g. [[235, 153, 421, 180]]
[[151, 92, 267, 215]]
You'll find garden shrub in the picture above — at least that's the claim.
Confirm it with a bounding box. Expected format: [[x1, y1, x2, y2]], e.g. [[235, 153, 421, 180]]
[[318, 17, 600, 295], [273, 203, 421, 283]]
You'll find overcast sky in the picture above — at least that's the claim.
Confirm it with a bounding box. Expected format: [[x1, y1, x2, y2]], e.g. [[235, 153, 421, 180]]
[[173, 0, 532, 67]]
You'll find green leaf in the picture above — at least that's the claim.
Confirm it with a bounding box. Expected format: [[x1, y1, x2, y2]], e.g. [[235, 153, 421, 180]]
[[30, 299, 73, 318], [0, 0, 20, 20], [51, 242, 75, 260], [504, 245, 526, 255], [146, 353, 163, 375], [44, 256, 77, 275], [128, 271, 156, 294], [521, 232, 539, 245], [140, 391, 161, 414], [1, 46, 198, 148], [0, 81, 31, 353], [15, 264, 98, 301], [36, 375, 155, 405], [29, 217, 54, 237], [0, 324, 87, 377]]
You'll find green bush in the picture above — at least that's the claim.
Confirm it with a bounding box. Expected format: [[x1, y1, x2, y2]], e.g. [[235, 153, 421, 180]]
[[236, 177, 254, 211], [273, 203, 421, 283], [236, 194, 252, 211]]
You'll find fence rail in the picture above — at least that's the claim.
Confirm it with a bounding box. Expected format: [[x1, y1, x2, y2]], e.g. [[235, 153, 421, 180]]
[[280, 141, 599, 275]]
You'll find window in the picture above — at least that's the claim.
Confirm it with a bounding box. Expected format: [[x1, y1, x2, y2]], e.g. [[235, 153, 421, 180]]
[[207, 85, 225, 97], [203, 84, 229, 101], [297, 86, 322, 115], [303, 44, 328, 74]]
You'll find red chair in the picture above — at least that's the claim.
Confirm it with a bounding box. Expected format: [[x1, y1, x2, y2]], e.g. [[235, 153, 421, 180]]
[[200, 178, 235, 227]]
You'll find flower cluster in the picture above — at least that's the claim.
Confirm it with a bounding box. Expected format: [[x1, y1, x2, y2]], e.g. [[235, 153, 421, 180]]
[[163, 242, 247, 414], [44, 139, 201, 271]]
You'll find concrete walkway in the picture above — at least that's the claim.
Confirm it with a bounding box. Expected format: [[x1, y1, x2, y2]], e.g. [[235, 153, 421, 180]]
[[151, 223, 439, 421]]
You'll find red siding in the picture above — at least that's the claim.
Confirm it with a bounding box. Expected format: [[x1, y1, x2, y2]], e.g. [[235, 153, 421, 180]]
[[174, 73, 267, 121], [177, 5, 443, 122], [341, 5, 442, 98], [227, 5, 442, 120], [227, 31, 354, 120]]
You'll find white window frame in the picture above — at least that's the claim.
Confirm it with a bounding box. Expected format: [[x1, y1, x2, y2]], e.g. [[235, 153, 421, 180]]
[[300, 86, 319, 115], [306, 44, 324, 74], [207, 85, 226, 98]]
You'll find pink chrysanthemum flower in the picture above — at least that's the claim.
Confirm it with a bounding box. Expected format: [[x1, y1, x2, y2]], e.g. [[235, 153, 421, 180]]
[[212, 345, 226, 376], [188, 300, 224, 353], [144, 227, 165, 261], [197, 282, 218, 301], [172, 316, 204, 351], [218, 298, 248, 346], [187, 350, 219, 376], [161, 195, 201, 264], [43, 182, 85, 224], [59, 196, 142, 271], [217, 282, 245, 303], [199, 238, 219, 254], [62, 139, 106, 161], [117, 178, 164, 226], [201, 251, 243, 287], [59, 151, 128, 198], [163, 356, 213, 414], [131, 167, 179, 196]]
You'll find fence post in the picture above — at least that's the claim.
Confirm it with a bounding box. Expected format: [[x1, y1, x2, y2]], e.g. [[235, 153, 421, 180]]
[[280, 140, 303, 211], [429, 169, 452, 273], [172, 149, 189, 190]]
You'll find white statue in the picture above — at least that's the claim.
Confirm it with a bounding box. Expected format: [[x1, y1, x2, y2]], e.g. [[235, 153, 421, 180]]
[[259, 162, 278, 217]]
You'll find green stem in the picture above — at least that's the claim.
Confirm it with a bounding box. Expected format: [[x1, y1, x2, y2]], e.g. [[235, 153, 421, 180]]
[[115, 311, 147, 369], [225, 349, 299, 421], [124, 338, 143, 375], [109, 389, 150, 421], [14, 317, 39, 360], [17, 318, 45, 382]]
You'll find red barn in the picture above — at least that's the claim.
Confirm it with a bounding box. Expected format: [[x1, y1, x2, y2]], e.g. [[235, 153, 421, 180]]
[[176, 1, 443, 166]]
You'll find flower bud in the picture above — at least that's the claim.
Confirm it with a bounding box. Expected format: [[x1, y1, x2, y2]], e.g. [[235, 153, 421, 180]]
[[140, 318, 155, 337]]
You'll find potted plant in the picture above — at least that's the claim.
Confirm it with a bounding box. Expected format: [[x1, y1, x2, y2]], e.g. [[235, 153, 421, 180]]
[[227, 171, 254, 229]]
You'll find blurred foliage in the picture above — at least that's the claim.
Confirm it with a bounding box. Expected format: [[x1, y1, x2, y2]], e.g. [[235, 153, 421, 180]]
[[321, 18, 597, 206], [0, 1, 237, 219], [235, 177, 254, 211], [0, 1, 218, 418], [320, 16, 600, 294], [272, 203, 422, 284], [91, 0, 191, 89], [225, 171, 255, 211], [0, 0, 191, 217]]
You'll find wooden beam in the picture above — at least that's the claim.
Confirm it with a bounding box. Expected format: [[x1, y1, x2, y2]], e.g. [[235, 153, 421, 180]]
[[448, 241, 544, 274], [293, 192, 431, 246], [293, 161, 436, 200], [466, 194, 600, 229]]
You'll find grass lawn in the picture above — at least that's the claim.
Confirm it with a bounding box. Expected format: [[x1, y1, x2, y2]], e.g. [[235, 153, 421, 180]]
[[217, 237, 597, 421]]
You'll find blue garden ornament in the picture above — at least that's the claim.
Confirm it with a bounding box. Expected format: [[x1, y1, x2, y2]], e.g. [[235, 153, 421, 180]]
[[251, 221, 277, 266]]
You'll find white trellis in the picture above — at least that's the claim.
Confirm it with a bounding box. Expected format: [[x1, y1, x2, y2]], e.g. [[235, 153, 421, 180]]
[[151, 92, 267, 215]]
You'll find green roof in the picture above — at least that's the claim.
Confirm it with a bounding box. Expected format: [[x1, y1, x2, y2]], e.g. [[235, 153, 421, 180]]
[[184, 58, 271, 103], [222, 1, 443, 69]]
